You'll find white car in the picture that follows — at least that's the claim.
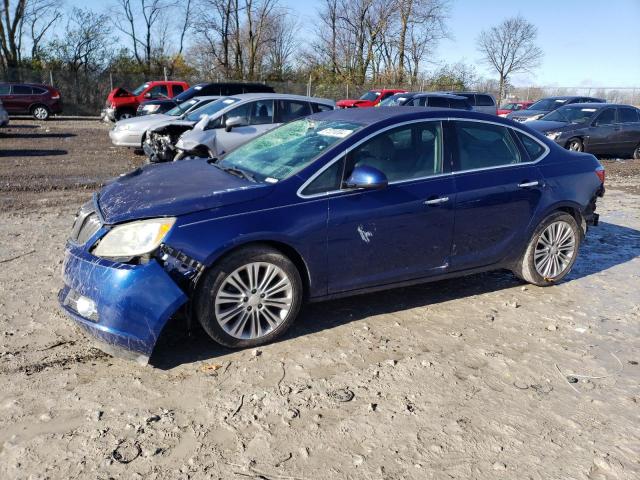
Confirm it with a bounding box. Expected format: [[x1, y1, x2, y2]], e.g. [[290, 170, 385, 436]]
[[143, 93, 335, 162], [108, 96, 219, 148], [0, 99, 9, 127]]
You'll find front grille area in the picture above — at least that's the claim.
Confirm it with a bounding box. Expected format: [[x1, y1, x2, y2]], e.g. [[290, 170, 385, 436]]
[[70, 202, 102, 244]]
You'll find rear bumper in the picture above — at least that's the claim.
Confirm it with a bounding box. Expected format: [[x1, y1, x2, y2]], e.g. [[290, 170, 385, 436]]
[[59, 245, 187, 360]]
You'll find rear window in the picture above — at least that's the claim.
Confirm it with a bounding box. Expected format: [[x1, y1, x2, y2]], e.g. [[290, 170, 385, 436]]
[[516, 131, 546, 160], [619, 108, 639, 123], [475, 95, 495, 106]]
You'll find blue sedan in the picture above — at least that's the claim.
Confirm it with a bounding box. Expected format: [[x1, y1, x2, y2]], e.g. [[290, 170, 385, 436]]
[[59, 108, 605, 362]]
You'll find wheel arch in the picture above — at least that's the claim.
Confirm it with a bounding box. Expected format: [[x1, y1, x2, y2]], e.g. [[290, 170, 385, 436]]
[[535, 201, 586, 237]]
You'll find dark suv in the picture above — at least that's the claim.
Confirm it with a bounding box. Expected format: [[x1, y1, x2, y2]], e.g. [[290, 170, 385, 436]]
[[0, 82, 62, 119], [508, 96, 606, 122], [137, 82, 275, 116]]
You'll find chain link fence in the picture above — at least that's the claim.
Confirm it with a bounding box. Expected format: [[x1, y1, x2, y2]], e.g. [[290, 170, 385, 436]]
[[2, 67, 639, 115]]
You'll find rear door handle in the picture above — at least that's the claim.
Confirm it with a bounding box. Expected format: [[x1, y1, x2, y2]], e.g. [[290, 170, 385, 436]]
[[518, 181, 540, 188], [424, 196, 449, 205]]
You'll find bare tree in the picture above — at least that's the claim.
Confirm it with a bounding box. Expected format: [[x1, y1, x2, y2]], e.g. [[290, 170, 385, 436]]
[[477, 16, 543, 105], [23, 0, 62, 60], [0, 0, 27, 73], [264, 10, 298, 81]]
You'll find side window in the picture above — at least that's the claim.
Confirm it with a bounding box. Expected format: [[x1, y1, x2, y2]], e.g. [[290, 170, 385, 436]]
[[516, 131, 545, 160], [0, 84, 10, 94], [172, 85, 184, 95], [311, 103, 333, 113], [147, 85, 168, 98], [619, 108, 639, 123], [32, 87, 47, 94], [454, 121, 521, 171], [407, 97, 422, 106], [12, 85, 32, 94], [302, 158, 345, 195], [428, 97, 449, 108], [250, 99, 274, 125], [460, 94, 476, 106], [276, 100, 311, 123], [594, 108, 616, 126], [451, 99, 468, 110], [219, 102, 252, 127], [348, 122, 443, 183], [476, 95, 495, 107]]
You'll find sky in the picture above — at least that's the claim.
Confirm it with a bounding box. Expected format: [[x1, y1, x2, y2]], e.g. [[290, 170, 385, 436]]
[[70, 0, 640, 88]]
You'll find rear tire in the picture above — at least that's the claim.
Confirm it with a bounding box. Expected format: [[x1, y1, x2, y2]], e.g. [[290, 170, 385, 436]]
[[566, 138, 583, 152], [31, 105, 50, 120], [513, 212, 581, 286], [633, 144, 640, 160], [195, 245, 303, 348]]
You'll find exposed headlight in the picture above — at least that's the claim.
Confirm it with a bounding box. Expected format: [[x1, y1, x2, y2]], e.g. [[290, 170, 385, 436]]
[[93, 217, 176, 258], [143, 104, 161, 113], [545, 131, 562, 141], [115, 123, 131, 131]]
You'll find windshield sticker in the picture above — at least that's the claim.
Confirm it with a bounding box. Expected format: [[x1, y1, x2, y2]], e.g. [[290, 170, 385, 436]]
[[264, 177, 279, 184], [318, 128, 353, 138], [194, 85, 203, 90], [582, 108, 597, 112], [223, 99, 235, 104]]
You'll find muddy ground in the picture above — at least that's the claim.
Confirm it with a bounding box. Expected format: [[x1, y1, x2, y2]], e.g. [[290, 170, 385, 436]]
[[0, 119, 639, 479]]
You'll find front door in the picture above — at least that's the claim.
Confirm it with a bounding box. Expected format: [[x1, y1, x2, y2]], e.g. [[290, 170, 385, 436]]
[[449, 120, 545, 270], [326, 120, 456, 294], [215, 100, 276, 155], [587, 107, 619, 154]]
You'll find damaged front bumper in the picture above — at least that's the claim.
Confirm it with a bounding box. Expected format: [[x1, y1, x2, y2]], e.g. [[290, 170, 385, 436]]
[[58, 243, 188, 363]]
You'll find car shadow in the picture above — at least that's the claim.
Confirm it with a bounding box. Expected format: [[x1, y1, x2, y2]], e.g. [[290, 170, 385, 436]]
[[150, 221, 640, 369], [0, 149, 68, 157], [0, 132, 76, 139]]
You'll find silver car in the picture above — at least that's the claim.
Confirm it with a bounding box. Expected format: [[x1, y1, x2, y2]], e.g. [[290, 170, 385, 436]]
[[144, 93, 335, 162], [0, 99, 9, 127], [108, 96, 219, 148]]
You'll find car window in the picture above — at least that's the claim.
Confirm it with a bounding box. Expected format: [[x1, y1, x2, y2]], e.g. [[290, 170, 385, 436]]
[[186, 97, 238, 122], [302, 157, 345, 195], [457, 93, 475, 105], [250, 99, 274, 125], [311, 103, 333, 113], [348, 121, 443, 183], [619, 108, 640, 123], [0, 85, 10, 95], [32, 87, 47, 94], [12, 85, 32, 94], [148, 85, 168, 98], [173, 85, 184, 95], [476, 94, 495, 106], [454, 121, 521, 171], [594, 108, 616, 126], [516, 131, 546, 160], [407, 97, 423, 106], [529, 98, 568, 111], [275, 100, 311, 123], [451, 99, 470, 110], [428, 97, 449, 108], [221, 102, 253, 127]]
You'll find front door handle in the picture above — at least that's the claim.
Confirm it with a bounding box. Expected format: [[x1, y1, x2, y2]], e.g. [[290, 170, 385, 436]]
[[518, 181, 540, 188], [424, 196, 449, 205]]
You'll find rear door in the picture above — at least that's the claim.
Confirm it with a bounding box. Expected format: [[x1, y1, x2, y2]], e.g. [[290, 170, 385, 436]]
[[617, 107, 640, 154], [0, 84, 14, 112], [10, 84, 33, 113], [587, 107, 618, 154], [449, 120, 545, 270]]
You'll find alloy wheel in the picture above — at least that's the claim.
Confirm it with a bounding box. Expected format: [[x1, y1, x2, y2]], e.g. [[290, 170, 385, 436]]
[[534, 221, 576, 279], [33, 107, 48, 120], [568, 141, 581, 152], [118, 112, 133, 120], [214, 262, 293, 339]]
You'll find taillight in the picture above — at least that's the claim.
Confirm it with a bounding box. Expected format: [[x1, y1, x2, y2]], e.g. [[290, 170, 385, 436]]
[[51, 94, 60, 100], [595, 165, 605, 184]]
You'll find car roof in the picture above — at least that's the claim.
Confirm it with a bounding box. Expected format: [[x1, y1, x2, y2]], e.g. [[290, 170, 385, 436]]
[[194, 81, 272, 87], [191, 95, 220, 100], [228, 93, 334, 104], [562, 102, 635, 109], [309, 106, 508, 126], [413, 93, 468, 100]]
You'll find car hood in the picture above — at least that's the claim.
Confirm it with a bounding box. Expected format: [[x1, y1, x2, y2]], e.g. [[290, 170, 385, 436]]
[[509, 109, 547, 119], [107, 87, 133, 100], [97, 159, 273, 224], [115, 113, 173, 129], [526, 120, 575, 133], [148, 119, 197, 133], [337, 99, 374, 108]]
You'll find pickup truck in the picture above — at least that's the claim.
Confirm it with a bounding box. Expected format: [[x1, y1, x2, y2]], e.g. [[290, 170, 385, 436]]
[[336, 88, 407, 108], [101, 80, 189, 122]]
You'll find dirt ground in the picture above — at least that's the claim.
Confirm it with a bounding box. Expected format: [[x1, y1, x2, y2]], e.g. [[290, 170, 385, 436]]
[[0, 118, 639, 480]]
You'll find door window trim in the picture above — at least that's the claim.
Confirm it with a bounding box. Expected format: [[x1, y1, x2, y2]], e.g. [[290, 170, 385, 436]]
[[296, 117, 549, 199]]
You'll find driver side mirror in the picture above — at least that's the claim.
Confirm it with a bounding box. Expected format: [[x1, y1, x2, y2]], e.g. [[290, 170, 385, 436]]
[[344, 165, 388, 190], [225, 116, 247, 132], [144, 92, 152, 99]]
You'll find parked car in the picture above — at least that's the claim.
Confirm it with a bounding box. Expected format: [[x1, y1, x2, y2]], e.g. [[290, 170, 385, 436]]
[[101, 80, 189, 122], [0, 99, 9, 127], [440, 91, 496, 115], [527, 103, 640, 158], [336, 88, 407, 108], [508, 96, 606, 122], [109, 96, 220, 148], [136, 82, 275, 116], [144, 93, 334, 162], [378, 92, 471, 110], [59, 107, 605, 362], [0, 82, 62, 119], [497, 101, 533, 117]]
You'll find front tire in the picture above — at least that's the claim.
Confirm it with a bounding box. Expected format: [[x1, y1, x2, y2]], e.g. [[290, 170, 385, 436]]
[[513, 212, 581, 286], [633, 143, 640, 160], [566, 138, 583, 152], [31, 105, 50, 120], [195, 245, 303, 348], [116, 109, 134, 121]]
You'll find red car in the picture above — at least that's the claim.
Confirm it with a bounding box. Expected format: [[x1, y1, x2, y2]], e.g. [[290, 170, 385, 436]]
[[336, 89, 408, 108], [0, 82, 62, 120], [102, 80, 189, 121], [497, 100, 533, 117]]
